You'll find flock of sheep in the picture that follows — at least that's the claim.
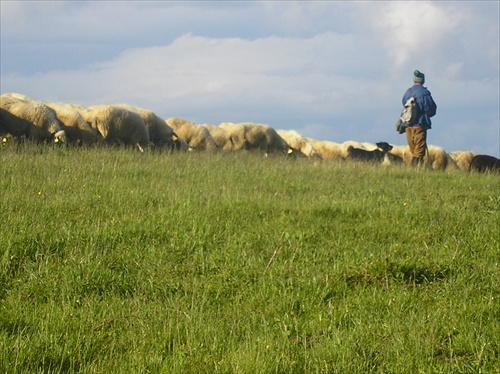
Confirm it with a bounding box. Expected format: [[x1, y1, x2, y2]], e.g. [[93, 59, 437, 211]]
[[1, 92, 498, 173]]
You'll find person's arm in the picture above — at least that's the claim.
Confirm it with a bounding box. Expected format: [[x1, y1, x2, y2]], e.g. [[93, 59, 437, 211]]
[[426, 94, 437, 117]]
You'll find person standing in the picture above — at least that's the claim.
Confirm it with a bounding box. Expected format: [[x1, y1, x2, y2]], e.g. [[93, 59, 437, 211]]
[[401, 70, 437, 167]]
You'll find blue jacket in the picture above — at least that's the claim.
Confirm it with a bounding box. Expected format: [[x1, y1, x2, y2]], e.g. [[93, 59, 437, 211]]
[[402, 84, 437, 129]]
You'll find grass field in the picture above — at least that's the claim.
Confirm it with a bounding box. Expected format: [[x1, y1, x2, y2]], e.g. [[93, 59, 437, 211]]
[[1, 143, 499, 373]]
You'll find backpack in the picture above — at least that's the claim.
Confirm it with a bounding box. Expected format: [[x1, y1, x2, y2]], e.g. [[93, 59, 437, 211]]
[[400, 88, 420, 126]]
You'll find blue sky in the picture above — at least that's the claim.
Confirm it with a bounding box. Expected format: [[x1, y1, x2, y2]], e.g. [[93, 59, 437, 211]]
[[1, 1, 499, 156]]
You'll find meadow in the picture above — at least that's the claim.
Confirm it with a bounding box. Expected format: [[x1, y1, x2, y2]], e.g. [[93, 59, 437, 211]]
[[0, 143, 499, 373]]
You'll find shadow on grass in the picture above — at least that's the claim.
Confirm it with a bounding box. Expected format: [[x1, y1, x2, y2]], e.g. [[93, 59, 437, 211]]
[[389, 263, 450, 285], [344, 262, 451, 288]]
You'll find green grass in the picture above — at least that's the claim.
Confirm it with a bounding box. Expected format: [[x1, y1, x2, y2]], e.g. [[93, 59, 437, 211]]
[[1, 143, 499, 373]]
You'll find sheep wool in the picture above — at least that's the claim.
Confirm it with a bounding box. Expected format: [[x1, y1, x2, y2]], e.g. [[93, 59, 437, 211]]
[[219, 122, 292, 155], [426, 145, 455, 171], [0, 93, 67, 143], [277, 129, 320, 159], [83, 105, 151, 151], [388, 145, 412, 165], [114, 104, 178, 149], [306, 138, 344, 161], [449, 151, 477, 171], [45, 102, 100, 146], [0, 106, 32, 138], [201, 123, 232, 151], [167, 118, 219, 152]]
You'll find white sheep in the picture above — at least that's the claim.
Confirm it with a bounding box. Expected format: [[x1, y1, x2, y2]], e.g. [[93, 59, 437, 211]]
[[114, 104, 181, 150], [1, 92, 33, 102], [305, 138, 344, 161], [201, 123, 232, 152], [45, 102, 100, 146], [0, 93, 67, 143], [82, 104, 152, 152], [387, 145, 412, 165], [166, 118, 219, 152], [218, 122, 293, 156], [426, 145, 458, 171], [0, 106, 31, 139], [449, 151, 477, 171], [389, 144, 457, 171], [277, 129, 320, 159]]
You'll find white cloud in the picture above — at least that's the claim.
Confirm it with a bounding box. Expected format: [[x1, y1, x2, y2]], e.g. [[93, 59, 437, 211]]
[[1, 32, 384, 110], [374, 2, 462, 68]]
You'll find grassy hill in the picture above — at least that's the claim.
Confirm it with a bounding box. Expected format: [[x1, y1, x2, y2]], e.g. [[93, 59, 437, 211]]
[[1, 144, 499, 373]]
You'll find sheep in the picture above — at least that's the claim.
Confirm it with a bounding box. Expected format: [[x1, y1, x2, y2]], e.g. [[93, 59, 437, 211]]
[[1, 132, 14, 145], [0, 109, 7, 135], [276, 129, 320, 159], [469, 154, 500, 172], [346, 141, 393, 162], [0, 94, 67, 144], [218, 122, 293, 156], [305, 138, 344, 161], [82, 104, 152, 152], [387, 145, 411, 164], [113, 104, 181, 150], [166, 117, 219, 152], [373, 143, 405, 166], [380, 145, 409, 166], [449, 151, 477, 171], [0, 107, 31, 139], [382, 152, 404, 166], [425, 145, 458, 171], [201, 123, 232, 151], [44, 102, 100, 146], [1, 92, 32, 102], [388, 144, 456, 171], [443, 151, 459, 172]]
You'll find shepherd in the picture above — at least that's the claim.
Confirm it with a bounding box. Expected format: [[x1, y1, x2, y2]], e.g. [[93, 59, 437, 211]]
[[398, 70, 437, 167]]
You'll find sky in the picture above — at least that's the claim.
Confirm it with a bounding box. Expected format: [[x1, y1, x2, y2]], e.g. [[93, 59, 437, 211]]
[[1, 1, 499, 156]]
